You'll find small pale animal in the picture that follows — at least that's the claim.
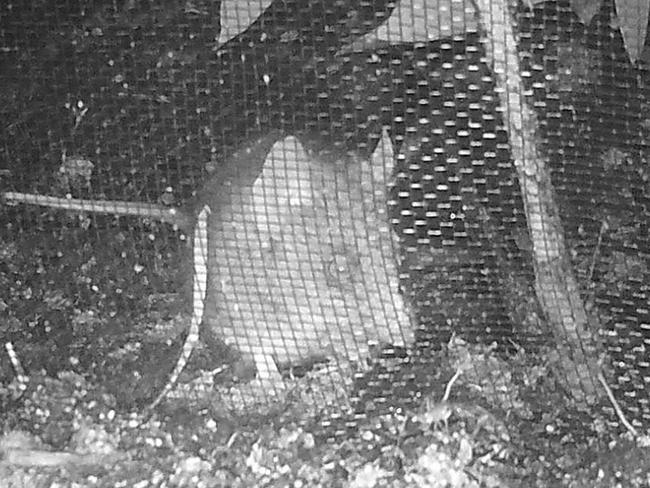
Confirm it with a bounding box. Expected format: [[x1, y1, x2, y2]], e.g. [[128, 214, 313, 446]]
[[202, 130, 415, 384]]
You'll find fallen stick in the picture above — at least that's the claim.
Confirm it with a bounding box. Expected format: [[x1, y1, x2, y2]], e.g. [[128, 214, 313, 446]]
[[2, 191, 192, 230]]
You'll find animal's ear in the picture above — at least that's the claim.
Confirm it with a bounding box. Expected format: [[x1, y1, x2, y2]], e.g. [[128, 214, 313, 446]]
[[370, 128, 395, 169], [367, 128, 397, 203]]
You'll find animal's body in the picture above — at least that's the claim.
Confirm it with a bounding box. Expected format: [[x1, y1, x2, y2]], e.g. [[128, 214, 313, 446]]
[[201, 132, 415, 381]]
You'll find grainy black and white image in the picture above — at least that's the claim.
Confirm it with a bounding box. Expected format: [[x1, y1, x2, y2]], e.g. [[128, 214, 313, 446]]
[[1, 0, 649, 486]]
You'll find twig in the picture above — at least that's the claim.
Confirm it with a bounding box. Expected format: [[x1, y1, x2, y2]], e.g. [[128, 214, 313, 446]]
[[588, 220, 608, 282], [442, 367, 463, 403], [597, 370, 639, 438], [5, 342, 28, 392], [413, 367, 464, 429], [2, 191, 192, 230], [1, 448, 123, 467], [5, 342, 25, 379]]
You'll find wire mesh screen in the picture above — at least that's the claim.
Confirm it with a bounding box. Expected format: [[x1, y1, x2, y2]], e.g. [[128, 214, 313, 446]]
[[1, 0, 650, 486]]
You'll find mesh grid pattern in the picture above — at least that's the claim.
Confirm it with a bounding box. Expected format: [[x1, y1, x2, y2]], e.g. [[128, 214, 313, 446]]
[[1, 0, 650, 484]]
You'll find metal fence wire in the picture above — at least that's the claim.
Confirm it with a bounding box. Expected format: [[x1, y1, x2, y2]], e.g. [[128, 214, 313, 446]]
[[1, 0, 650, 486]]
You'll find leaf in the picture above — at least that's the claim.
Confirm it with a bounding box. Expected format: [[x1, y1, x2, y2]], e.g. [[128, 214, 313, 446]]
[[355, 0, 561, 45], [615, 0, 650, 62], [217, 0, 609, 50], [360, 0, 479, 43], [218, 0, 272, 46]]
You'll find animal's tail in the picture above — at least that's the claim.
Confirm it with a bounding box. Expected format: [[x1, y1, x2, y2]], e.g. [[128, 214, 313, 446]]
[[147, 204, 211, 412]]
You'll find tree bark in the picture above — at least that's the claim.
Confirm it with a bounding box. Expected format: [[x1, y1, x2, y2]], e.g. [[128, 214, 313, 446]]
[[474, 0, 605, 404]]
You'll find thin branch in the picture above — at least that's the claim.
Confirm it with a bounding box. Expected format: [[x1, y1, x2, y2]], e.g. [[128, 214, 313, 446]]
[[2, 191, 192, 230], [598, 371, 639, 438]]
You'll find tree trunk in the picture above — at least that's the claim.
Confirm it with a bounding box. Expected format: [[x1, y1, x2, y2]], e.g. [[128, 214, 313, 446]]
[[474, 0, 605, 404]]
